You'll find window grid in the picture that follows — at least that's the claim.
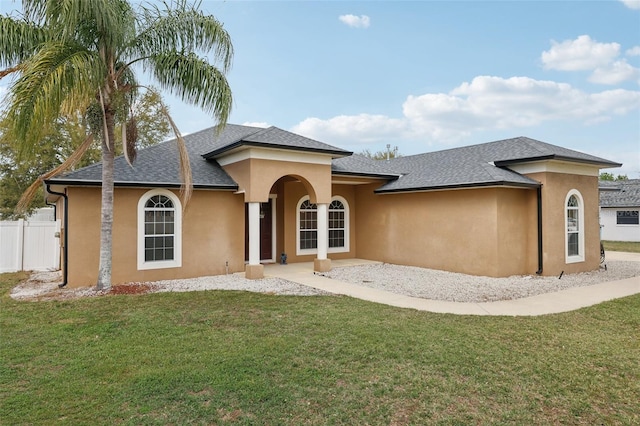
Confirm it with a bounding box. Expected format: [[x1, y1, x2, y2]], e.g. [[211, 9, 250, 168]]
[[144, 195, 175, 262], [329, 200, 345, 248], [299, 200, 317, 250], [617, 210, 639, 225], [567, 195, 580, 257]]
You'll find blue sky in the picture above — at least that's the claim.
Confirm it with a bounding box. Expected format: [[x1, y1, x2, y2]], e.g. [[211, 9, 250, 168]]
[[1, 0, 639, 176]]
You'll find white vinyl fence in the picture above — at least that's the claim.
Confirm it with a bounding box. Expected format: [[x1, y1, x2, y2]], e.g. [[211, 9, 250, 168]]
[[0, 219, 61, 273]]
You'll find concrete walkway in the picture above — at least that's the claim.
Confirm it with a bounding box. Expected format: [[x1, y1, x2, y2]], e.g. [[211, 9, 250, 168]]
[[264, 253, 640, 316]]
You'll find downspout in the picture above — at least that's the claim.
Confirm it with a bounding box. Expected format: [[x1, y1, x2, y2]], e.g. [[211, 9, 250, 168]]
[[46, 184, 68, 288], [535, 186, 543, 275]]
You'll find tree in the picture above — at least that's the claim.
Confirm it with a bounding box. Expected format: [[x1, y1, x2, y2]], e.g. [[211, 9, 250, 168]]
[[360, 144, 402, 160], [0, 0, 233, 290], [0, 90, 171, 219], [599, 172, 628, 181]]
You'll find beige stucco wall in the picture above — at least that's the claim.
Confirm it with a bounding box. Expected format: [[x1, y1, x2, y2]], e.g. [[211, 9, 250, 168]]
[[66, 186, 245, 288], [526, 172, 600, 276], [223, 158, 333, 203], [354, 185, 539, 277]]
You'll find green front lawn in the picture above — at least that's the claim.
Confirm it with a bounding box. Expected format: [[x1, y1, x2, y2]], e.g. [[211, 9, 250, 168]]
[[602, 240, 640, 253], [1, 272, 639, 425]]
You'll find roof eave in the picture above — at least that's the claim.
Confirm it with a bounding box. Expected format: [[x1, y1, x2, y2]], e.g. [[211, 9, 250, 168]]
[[202, 141, 352, 160], [331, 171, 401, 180], [494, 155, 622, 168], [43, 178, 238, 191], [374, 180, 541, 194]]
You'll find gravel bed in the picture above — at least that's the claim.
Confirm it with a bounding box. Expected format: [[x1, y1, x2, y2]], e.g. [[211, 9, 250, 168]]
[[327, 261, 639, 303], [10, 261, 638, 303], [10, 271, 330, 301], [147, 274, 330, 296]]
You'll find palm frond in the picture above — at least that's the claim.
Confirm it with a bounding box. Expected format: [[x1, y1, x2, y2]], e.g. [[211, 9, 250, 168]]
[[148, 51, 232, 125], [132, 0, 233, 72], [16, 133, 94, 213], [6, 41, 104, 152], [162, 108, 192, 209], [0, 16, 48, 68]]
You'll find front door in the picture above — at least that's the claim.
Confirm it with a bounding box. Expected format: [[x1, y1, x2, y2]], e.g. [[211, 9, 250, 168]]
[[245, 199, 273, 261]]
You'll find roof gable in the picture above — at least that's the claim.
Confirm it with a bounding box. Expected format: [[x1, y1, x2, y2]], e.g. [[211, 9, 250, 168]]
[[202, 125, 352, 158]]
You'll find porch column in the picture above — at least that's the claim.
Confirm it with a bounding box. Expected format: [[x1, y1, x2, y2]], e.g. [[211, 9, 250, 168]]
[[314, 203, 331, 272], [246, 202, 264, 279]]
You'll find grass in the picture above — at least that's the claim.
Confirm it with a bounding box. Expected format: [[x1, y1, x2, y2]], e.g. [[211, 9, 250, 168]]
[[602, 240, 640, 253], [1, 272, 639, 425]]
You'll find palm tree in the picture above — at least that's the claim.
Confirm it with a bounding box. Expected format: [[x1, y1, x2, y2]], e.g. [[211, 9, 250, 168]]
[[0, 0, 233, 290]]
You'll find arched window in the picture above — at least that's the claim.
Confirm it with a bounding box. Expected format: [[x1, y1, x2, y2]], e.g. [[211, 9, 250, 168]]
[[138, 189, 182, 270], [329, 198, 346, 249], [565, 189, 584, 263], [297, 196, 349, 255]]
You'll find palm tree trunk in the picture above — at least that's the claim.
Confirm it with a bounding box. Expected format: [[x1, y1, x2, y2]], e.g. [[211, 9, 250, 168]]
[[96, 110, 116, 291]]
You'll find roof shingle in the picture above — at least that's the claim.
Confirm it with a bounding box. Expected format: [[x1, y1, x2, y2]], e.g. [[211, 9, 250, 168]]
[[599, 179, 640, 208]]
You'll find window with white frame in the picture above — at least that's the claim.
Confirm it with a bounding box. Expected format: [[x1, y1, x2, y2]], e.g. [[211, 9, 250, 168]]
[[617, 210, 639, 225], [138, 189, 182, 270], [565, 190, 584, 263], [299, 199, 318, 251], [297, 195, 349, 255], [329, 198, 346, 249]]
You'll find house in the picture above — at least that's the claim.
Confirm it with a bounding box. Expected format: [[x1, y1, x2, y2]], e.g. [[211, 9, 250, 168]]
[[45, 124, 621, 288], [599, 179, 640, 242]]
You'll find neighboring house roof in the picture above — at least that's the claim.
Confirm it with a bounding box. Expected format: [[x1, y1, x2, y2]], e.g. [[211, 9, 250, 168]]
[[375, 136, 620, 194], [599, 179, 640, 208], [202, 125, 352, 158]]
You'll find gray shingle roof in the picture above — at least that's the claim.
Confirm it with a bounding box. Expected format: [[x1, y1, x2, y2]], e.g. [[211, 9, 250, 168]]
[[599, 179, 640, 208], [202, 125, 352, 158], [48, 124, 356, 188], [48, 127, 622, 195], [489, 137, 622, 167], [376, 136, 620, 193], [49, 126, 241, 189], [331, 154, 401, 178]]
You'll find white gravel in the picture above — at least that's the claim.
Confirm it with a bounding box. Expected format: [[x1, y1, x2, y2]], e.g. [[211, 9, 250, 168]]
[[327, 261, 640, 302], [9, 271, 330, 301], [10, 260, 639, 303]]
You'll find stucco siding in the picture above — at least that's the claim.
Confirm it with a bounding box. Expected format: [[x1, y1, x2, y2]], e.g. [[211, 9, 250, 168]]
[[526, 172, 600, 275], [223, 158, 332, 203], [354, 185, 538, 277], [496, 188, 538, 276], [66, 187, 244, 288]]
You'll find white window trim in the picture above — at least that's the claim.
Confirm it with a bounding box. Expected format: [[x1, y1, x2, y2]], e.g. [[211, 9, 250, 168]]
[[296, 196, 317, 256], [137, 189, 182, 270], [328, 195, 349, 254], [296, 195, 350, 256], [565, 189, 584, 264]]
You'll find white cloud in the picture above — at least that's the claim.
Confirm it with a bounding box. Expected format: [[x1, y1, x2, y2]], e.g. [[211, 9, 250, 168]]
[[620, 0, 640, 9], [242, 121, 270, 128], [292, 114, 405, 146], [626, 46, 640, 56], [541, 35, 620, 71], [291, 76, 640, 146], [589, 60, 640, 85], [338, 14, 371, 29]]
